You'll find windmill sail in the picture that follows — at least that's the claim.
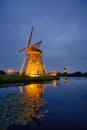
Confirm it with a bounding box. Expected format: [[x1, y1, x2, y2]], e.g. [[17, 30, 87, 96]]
[[19, 55, 26, 74], [28, 26, 34, 47]]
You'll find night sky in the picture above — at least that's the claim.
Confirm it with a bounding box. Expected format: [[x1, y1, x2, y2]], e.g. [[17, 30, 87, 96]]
[[0, 0, 87, 73]]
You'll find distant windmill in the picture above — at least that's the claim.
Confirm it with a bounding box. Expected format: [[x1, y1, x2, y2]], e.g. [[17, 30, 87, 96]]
[[62, 68, 68, 74], [7, 67, 14, 75], [19, 27, 47, 76]]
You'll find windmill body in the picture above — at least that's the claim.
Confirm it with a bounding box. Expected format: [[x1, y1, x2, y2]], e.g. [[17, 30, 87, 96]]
[[19, 27, 47, 77], [25, 46, 46, 76]]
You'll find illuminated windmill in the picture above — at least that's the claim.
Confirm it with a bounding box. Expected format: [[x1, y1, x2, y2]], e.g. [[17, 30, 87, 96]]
[[19, 27, 47, 76], [7, 68, 14, 75], [62, 68, 68, 74]]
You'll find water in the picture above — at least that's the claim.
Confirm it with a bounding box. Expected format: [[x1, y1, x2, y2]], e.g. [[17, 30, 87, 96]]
[[0, 77, 87, 130]]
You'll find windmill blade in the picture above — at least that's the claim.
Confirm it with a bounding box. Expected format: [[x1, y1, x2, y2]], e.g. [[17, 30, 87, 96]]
[[28, 26, 34, 47], [19, 55, 27, 74], [30, 41, 42, 48], [18, 47, 27, 53], [42, 53, 47, 74]]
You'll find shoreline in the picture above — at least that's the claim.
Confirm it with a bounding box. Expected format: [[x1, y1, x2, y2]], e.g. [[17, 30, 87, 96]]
[[0, 74, 59, 86]]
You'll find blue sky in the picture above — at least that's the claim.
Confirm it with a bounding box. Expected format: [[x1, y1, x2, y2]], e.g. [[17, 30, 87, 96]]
[[0, 0, 87, 73]]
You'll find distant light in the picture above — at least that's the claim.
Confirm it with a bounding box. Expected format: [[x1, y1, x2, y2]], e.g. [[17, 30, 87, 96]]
[[7, 68, 14, 75], [62, 68, 68, 74]]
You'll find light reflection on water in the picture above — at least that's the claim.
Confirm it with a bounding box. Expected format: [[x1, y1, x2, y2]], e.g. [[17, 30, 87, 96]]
[[0, 78, 87, 130]]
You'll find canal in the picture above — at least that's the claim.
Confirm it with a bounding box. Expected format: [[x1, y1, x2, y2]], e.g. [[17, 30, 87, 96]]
[[0, 77, 87, 130]]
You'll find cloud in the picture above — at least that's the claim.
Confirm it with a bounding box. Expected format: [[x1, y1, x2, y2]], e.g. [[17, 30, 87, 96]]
[[0, 0, 87, 72]]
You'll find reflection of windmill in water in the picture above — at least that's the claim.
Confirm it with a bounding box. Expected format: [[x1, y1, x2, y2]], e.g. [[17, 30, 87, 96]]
[[3, 83, 48, 130], [19, 83, 47, 128], [25, 83, 45, 98], [19, 27, 47, 76], [19, 83, 46, 98]]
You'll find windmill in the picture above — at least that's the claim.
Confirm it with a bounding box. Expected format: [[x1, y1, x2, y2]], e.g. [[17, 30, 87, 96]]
[[19, 27, 47, 76]]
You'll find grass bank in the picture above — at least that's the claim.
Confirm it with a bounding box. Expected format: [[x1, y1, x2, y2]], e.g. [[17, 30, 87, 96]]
[[0, 74, 59, 85]]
